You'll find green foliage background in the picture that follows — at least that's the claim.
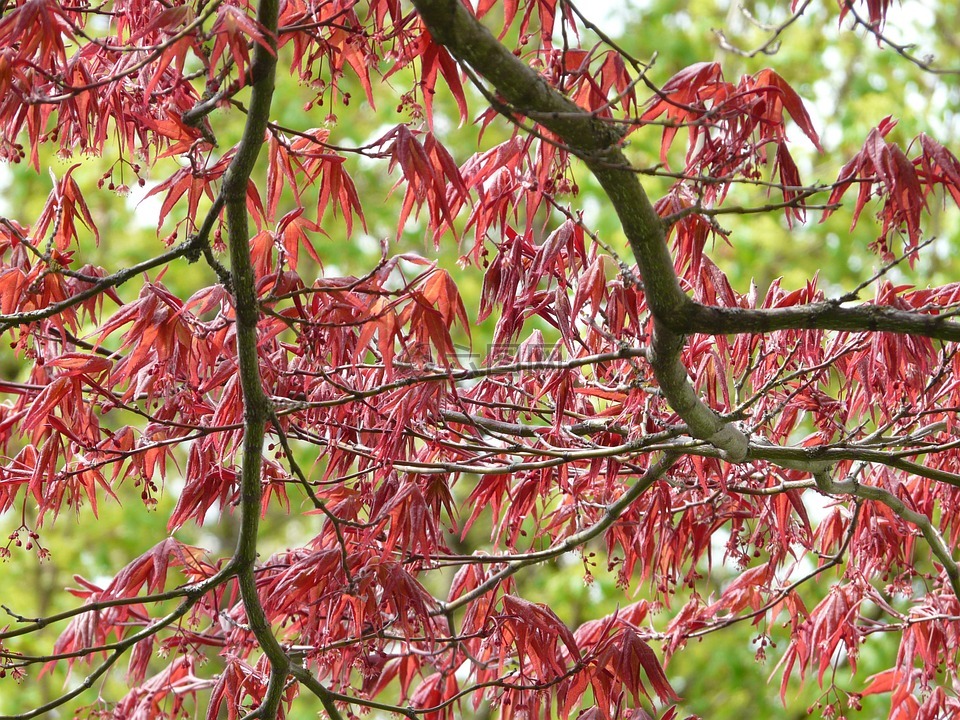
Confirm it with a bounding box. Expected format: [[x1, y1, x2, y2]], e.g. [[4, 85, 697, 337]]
[[1, 0, 959, 717]]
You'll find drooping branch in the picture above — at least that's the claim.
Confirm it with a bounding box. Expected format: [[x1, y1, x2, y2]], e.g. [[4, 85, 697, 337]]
[[813, 468, 960, 598], [0, 234, 203, 333], [0, 597, 202, 720], [440, 453, 678, 614], [0, 560, 232, 720]]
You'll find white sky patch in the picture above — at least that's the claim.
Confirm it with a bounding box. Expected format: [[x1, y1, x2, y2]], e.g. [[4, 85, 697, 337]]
[[126, 180, 164, 230], [354, 232, 384, 255], [0, 164, 12, 215], [586, 0, 647, 31]]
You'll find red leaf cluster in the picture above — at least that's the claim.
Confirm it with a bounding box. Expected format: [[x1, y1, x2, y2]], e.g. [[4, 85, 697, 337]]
[[825, 118, 960, 259], [3, 0, 960, 718]]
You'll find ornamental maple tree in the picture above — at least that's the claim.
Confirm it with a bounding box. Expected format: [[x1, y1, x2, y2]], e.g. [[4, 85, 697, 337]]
[[3, 0, 960, 717]]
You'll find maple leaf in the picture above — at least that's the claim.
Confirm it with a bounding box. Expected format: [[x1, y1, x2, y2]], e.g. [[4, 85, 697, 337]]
[[379, 124, 470, 239], [144, 153, 233, 235], [208, 6, 276, 86], [0, 0, 75, 66], [33, 165, 100, 250]]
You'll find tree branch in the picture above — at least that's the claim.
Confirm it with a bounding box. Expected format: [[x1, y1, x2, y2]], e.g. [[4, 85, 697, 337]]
[[217, 0, 294, 716], [681, 300, 960, 342], [0, 597, 201, 720], [410, 0, 749, 459], [0, 234, 202, 333], [813, 468, 960, 598], [439, 454, 677, 614]]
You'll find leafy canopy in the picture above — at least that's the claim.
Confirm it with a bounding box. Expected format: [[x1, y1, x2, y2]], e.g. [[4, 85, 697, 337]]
[[2, 0, 960, 718]]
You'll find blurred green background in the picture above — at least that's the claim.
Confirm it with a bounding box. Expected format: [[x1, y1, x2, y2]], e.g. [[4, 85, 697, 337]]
[[2, 0, 959, 717]]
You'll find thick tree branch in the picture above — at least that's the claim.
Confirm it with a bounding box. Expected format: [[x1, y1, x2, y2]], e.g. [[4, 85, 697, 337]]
[[681, 300, 960, 341], [218, 0, 294, 716], [410, 0, 749, 459], [647, 326, 748, 459], [289, 667, 349, 720]]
